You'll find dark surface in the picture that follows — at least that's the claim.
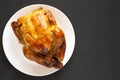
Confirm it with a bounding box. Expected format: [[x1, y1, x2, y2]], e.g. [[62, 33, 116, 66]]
[[0, 0, 120, 80]]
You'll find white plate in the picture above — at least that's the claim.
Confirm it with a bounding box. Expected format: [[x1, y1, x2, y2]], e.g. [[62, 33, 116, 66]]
[[2, 4, 75, 76]]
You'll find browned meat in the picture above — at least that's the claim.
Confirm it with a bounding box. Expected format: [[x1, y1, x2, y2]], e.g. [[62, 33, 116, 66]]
[[11, 8, 66, 69]]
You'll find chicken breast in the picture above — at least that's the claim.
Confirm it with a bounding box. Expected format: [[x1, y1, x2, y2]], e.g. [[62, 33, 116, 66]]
[[11, 8, 66, 68]]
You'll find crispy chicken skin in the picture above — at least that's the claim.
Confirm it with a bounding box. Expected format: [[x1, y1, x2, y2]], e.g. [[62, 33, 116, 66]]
[[11, 8, 66, 68]]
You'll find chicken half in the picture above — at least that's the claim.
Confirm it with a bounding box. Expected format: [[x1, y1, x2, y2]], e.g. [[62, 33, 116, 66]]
[[11, 8, 66, 68]]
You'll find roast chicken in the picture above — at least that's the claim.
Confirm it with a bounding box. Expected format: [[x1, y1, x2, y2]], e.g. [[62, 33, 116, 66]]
[[11, 8, 66, 68]]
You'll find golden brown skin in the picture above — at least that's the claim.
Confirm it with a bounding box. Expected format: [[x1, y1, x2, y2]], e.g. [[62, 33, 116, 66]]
[[11, 8, 66, 68]]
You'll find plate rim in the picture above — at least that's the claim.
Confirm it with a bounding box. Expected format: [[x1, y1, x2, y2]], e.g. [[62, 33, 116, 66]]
[[2, 4, 75, 76]]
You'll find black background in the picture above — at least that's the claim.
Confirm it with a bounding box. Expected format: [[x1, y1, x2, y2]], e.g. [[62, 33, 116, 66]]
[[0, 0, 120, 80]]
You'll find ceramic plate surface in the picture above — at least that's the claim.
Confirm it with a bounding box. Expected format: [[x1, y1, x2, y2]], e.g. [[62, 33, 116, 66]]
[[2, 4, 75, 76]]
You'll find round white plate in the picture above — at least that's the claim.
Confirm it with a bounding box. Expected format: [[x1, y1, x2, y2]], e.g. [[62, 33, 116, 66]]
[[2, 4, 75, 76]]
